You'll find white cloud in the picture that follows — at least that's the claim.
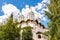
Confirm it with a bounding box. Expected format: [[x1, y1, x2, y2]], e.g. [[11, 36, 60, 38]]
[[35, 3, 43, 10], [2, 4, 20, 17], [25, 5, 29, 8], [42, 17, 47, 21], [19, 0, 50, 21], [21, 5, 45, 21], [43, 7, 49, 12], [0, 0, 50, 23], [0, 15, 8, 23], [0, 4, 20, 24], [21, 7, 30, 16], [42, 0, 50, 4]]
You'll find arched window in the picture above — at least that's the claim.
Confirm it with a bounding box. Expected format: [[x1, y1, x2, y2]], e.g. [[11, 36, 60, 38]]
[[38, 34, 41, 39], [36, 32, 42, 39]]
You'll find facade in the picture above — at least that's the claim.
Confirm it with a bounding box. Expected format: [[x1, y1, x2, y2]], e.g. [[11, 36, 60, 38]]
[[18, 11, 48, 40]]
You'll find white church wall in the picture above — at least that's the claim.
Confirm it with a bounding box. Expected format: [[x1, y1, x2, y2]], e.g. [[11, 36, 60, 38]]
[[18, 10, 48, 40], [20, 22, 27, 28], [27, 21, 36, 27]]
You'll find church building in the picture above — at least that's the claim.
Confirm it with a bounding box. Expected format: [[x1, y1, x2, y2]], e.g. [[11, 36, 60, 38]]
[[18, 9, 48, 40]]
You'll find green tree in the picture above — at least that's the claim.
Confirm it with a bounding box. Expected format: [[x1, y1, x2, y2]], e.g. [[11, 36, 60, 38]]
[[0, 14, 20, 40], [0, 31, 5, 40], [22, 26, 33, 40], [45, 0, 60, 40]]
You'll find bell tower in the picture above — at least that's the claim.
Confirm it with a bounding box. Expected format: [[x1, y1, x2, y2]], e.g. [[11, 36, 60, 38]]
[[19, 13, 24, 22], [27, 7, 34, 20]]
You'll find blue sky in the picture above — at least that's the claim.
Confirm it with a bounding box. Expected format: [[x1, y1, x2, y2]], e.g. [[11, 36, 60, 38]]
[[0, 0, 42, 16], [0, 0, 50, 28]]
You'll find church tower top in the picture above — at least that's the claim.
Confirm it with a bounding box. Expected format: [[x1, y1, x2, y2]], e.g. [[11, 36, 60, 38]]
[[30, 7, 32, 12]]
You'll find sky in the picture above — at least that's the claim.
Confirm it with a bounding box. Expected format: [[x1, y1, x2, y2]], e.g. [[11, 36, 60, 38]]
[[0, 0, 50, 28]]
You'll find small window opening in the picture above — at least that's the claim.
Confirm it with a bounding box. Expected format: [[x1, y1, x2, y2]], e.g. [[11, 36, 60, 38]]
[[38, 35, 41, 39]]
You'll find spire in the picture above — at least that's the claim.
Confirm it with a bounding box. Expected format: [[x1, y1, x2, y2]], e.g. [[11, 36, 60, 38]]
[[30, 7, 32, 12], [27, 7, 34, 20]]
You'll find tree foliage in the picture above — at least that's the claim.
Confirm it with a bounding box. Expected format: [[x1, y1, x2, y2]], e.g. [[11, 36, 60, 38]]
[[45, 0, 60, 40], [22, 26, 33, 40], [0, 14, 20, 40], [0, 14, 33, 40]]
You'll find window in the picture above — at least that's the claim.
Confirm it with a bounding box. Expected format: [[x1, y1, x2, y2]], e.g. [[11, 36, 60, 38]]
[[38, 34, 41, 39], [36, 32, 41, 39]]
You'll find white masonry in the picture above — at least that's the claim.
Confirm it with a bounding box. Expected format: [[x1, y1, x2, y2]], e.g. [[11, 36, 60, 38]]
[[17, 9, 48, 40]]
